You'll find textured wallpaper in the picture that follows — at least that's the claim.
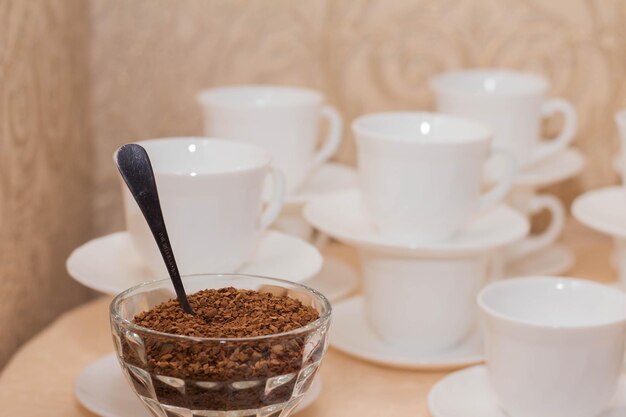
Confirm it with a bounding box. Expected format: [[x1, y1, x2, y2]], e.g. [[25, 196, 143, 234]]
[[3, 0, 626, 367], [89, 0, 626, 235], [0, 0, 93, 368]]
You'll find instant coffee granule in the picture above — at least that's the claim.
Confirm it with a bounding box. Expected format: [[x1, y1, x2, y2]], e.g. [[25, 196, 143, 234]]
[[121, 287, 322, 411]]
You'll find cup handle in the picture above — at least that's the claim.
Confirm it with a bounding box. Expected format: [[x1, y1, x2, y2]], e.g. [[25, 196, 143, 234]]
[[260, 167, 286, 230], [530, 98, 577, 164], [506, 194, 565, 261], [311, 105, 343, 169], [477, 149, 517, 212]]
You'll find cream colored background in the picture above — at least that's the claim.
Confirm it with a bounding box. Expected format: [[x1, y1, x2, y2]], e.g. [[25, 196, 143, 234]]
[[3, 0, 626, 368], [0, 0, 94, 369]]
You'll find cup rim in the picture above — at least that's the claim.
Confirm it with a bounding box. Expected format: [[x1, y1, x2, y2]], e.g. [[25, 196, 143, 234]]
[[478, 276, 626, 330], [196, 84, 323, 108], [110, 273, 332, 343], [114, 137, 273, 177], [430, 68, 548, 97], [352, 111, 492, 144]]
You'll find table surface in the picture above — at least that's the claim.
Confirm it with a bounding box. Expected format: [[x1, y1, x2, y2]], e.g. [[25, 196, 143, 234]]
[[0, 221, 617, 417]]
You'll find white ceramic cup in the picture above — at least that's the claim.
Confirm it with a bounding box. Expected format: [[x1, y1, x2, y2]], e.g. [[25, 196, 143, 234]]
[[197, 85, 343, 194], [504, 186, 565, 261], [479, 277, 626, 417], [615, 109, 626, 182], [359, 248, 489, 352], [431, 69, 577, 167], [122, 137, 285, 276], [353, 111, 516, 243]]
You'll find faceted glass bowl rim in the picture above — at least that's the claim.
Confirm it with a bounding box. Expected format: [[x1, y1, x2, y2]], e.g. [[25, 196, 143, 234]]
[[110, 273, 332, 343]]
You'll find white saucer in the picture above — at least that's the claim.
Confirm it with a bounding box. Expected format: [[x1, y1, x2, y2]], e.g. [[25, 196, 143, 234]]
[[286, 162, 358, 207], [330, 296, 483, 370], [572, 186, 626, 239], [74, 353, 321, 417], [67, 230, 323, 295], [428, 365, 626, 417], [304, 190, 529, 256], [486, 148, 585, 188], [305, 255, 359, 303], [505, 243, 574, 277]]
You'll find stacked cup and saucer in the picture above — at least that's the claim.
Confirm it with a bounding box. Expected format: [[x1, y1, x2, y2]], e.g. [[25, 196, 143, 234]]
[[197, 85, 359, 301], [573, 109, 626, 289], [432, 69, 584, 278], [68, 138, 324, 417], [427, 276, 626, 417], [304, 111, 530, 370]]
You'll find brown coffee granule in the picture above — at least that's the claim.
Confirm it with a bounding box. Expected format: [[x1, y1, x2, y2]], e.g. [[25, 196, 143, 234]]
[[121, 287, 325, 411], [133, 287, 319, 338]]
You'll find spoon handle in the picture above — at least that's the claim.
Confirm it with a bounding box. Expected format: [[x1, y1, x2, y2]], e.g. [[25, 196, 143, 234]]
[[114, 144, 194, 314]]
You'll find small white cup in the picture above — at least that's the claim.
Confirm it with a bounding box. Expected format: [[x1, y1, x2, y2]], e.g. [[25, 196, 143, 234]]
[[122, 137, 285, 276], [504, 186, 565, 261], [353, 111, 515, 243], [432, 69, 577, 167], [359, 249, 489, 352], [479, 277, 626, 417], [197, 85, 343, 194]]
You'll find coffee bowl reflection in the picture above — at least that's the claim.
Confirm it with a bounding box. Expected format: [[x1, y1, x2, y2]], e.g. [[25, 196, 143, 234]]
[[110, 274, 331, 417]]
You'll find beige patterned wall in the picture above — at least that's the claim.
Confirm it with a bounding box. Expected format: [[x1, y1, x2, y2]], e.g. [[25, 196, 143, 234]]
[[0, 0, 626, 367], [90, 0, 626, 235], [2, 0, 626, 367], [0, 0, 93, 368]]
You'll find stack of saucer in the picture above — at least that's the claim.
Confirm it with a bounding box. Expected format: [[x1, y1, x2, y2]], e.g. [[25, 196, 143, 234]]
[[573, 109, 626, 289], [197, 85, 359, 299], [67, 137, 327, 417], [432, 69, 584, 277], [304, 112, 529, 370]]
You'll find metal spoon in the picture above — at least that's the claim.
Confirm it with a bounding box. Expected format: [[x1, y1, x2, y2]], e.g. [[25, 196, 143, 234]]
[[114, 144, 194, 314]]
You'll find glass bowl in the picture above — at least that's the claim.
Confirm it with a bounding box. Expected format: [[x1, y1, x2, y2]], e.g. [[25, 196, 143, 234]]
[[110, 274, 332, 417]]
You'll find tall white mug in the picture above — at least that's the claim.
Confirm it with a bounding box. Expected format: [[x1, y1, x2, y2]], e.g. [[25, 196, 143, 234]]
[[197, 85, 343, 194], [121, 137, 285, 276], [353, 112, 516, 243], [479, 277, 626, 417], [431, 69, 577, 167]]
